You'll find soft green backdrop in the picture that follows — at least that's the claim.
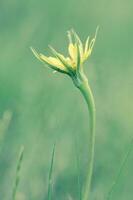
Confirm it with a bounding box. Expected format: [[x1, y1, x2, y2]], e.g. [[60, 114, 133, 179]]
[[0, 0, 133, 199]]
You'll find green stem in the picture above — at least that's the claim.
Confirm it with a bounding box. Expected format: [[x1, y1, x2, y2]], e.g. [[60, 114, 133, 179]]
[[78, 79, 96, 200]]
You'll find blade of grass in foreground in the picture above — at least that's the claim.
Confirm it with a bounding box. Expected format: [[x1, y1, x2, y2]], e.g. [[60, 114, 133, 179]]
[[75, 139, 82, 200], [47, 143, 56, 200], [12, 146, 24, 200], [106, 137, 133, 200]]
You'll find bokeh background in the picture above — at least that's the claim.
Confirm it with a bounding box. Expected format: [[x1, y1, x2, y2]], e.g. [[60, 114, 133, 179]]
[[0, 0, 133, 199]]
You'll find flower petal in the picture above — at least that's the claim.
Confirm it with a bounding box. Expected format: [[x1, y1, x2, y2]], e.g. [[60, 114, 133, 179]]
[[84, 26, 99, 60], [40, 54, 67, 71], [31, 47, 68, 74], [76, 43, 81, 70], [86, 39, 94, 57], [49, 46, 73, 72], [72, 30, 84, 58], [68, 43, 77, 62], [84, 36, 90, 54], [67, 31, 73, 44], [48, 57, 66, 70], [30, 47, 42, 61]]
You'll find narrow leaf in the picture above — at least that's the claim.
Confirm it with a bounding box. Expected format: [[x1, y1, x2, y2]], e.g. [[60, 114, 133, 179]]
[[47, 143, 56, 200], [12, 146, 24, 200]]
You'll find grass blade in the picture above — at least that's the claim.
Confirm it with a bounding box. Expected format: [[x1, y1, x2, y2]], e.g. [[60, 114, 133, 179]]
[[75, 139, 82, 200], [47, 143, 56, 200], [106, 137, 133, 200], [12, 145, 24, 200]]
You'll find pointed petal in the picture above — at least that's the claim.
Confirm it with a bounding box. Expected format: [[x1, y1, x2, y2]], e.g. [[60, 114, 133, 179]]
[[31, 47, 68, 74], [67, 30, 73, 44], [89, 26, 99, 51], [72, 29, 83, 57], [68, 43, 77, 62], [66, 57, 73, 66], [76, 43, 81, 71], [40, 54, 67, 72], [30, 47, 42, 61], [49, 46, 73, 71], [84, 36, 90, 54], [71, 29, 82, 46], [48, 57, 66, 70], [85, 26, 99, 59], [39, 54, 54, 65], [40, 55, 60, 67]]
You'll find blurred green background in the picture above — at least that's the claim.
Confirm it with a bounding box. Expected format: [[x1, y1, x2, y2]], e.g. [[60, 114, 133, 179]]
[[0, 0, 133, 199]]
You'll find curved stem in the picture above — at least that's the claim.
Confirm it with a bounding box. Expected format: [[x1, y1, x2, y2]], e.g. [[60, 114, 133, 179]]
[[78, 79, 96, 200]]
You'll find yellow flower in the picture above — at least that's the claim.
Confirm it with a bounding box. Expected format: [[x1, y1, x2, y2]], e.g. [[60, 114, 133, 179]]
[[31, 27, 99, 75]]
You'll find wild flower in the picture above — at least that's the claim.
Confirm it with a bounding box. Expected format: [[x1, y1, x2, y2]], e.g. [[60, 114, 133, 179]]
[[31, 28, 98, 200], [31, 28, 98, 78]]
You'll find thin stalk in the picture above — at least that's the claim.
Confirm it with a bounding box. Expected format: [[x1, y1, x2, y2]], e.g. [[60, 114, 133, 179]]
[[75, 138, 82, 200], [78, 80, 96, 200], [12, 146, 24, 200], [106, 137, 133, 200], [47, 143, 56, 200]]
